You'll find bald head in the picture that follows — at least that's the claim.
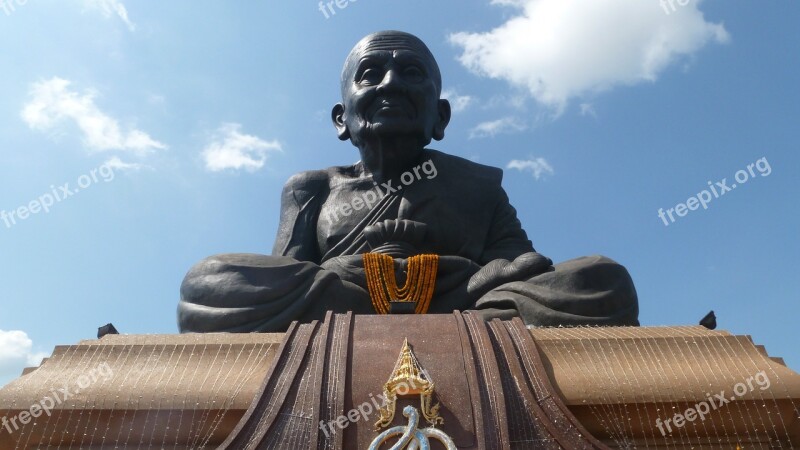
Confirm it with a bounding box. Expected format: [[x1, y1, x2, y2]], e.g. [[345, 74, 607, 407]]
[[340, 31, 442, 97], [332, 30, 451, 157]]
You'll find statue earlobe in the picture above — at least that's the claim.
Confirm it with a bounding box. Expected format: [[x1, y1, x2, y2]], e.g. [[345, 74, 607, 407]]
[[433, 99, 451, 141], [332, 103, 350, 141]]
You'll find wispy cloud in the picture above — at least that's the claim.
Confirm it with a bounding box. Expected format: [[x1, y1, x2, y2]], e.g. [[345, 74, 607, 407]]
[[21, 77, 167, 155], [0, 330, 47, 387], [469, 116, 527, 139], [442, 89, 474, 113], [580, 103, 597, 118], [103, 156, 148, 172], [83, 0, 136, 31], [202, 123, 282, 172], [450, 0, 729, 112], [507, 157, 554, 180]]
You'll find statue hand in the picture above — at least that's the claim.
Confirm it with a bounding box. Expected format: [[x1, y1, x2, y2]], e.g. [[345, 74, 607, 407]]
[[369, 242, 418, 259], [364, 220, 427, 258]]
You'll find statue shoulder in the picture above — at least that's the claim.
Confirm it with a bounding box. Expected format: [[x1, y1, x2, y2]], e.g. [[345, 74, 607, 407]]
[[283, 169, 329, 190], [280, 170, 331, 208], [425, 149, 503, 186], [281, 162, 362, 201]]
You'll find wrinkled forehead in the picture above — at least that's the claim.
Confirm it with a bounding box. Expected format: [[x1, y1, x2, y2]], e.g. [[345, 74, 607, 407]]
[[359, 33, 432, 54], [340, 32, 442, 91]]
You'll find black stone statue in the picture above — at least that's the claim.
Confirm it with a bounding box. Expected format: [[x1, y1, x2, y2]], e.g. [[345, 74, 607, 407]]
[[178, 31, 639, 333]]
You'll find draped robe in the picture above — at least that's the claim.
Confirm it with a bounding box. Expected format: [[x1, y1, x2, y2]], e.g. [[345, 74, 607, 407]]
[[178, 150, 639, 332]]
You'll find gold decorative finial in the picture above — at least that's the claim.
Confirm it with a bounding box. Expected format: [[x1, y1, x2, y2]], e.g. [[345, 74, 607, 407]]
[[375, 338, 443, 430]]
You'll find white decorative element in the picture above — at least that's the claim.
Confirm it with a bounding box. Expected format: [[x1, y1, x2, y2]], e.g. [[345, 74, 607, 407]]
[[368, 405, 456, 450]]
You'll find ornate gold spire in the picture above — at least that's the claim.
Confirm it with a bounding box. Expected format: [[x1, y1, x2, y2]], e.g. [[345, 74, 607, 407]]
[[375, 338, 443, 429]]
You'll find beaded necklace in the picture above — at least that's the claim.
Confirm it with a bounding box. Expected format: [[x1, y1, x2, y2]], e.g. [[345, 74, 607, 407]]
[[363, 253, 439, 314]]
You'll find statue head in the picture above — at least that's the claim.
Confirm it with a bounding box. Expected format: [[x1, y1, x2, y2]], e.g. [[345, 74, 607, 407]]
[[332, 31, 451, 151]]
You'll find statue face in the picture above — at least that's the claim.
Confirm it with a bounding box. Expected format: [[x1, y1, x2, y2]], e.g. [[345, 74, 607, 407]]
[[333, 32, 450, 148]]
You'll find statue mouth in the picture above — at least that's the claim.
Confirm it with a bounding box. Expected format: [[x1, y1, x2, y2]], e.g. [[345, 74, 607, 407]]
[[370, 97, 415, 119]]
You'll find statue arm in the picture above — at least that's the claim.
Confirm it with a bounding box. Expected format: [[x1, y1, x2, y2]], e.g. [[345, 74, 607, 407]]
[[271, 172, 328, 263], [478, 188, 535, 264]]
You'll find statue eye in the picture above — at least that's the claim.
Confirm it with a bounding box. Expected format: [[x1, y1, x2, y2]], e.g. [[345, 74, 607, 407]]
[[358, 67, 384, 85], [403, 66, 425, 82]]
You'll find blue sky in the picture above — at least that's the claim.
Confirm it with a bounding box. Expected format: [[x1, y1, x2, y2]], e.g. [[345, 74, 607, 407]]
[[1, 0, 798, 387]]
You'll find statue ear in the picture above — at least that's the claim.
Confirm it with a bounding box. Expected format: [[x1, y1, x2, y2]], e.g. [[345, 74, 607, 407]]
[[433, 99, 451, 141], [332, 103, 350, 141]]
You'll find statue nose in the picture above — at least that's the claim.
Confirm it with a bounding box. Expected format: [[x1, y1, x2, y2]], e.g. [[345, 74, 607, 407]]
[[376, 69, 405, 94]]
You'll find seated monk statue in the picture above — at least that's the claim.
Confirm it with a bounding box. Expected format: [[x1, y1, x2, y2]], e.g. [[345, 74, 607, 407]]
[[178, 30, 639, 333]]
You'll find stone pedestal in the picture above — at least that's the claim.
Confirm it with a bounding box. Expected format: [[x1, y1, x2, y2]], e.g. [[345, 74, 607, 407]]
[[1, 314, 798, 449]]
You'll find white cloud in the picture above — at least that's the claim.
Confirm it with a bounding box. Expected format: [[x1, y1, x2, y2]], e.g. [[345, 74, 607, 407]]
[[83, 0, 136, 31], [103, 156, 148, 171], [21, 77, 167, 155], [483, 94, 527, 111], [507, 157, 555, 180], [580, 103, 597, 118], [442, 89, 474, 113], [450, 0, 729, 112], [0, 330, 47, 386], [147, 94, 165, 106], [202, 123, 282, 172], [469, 117, 527, 139]]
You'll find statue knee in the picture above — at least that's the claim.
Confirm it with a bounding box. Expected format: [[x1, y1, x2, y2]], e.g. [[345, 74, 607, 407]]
[[179, 254, 250, 305]]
